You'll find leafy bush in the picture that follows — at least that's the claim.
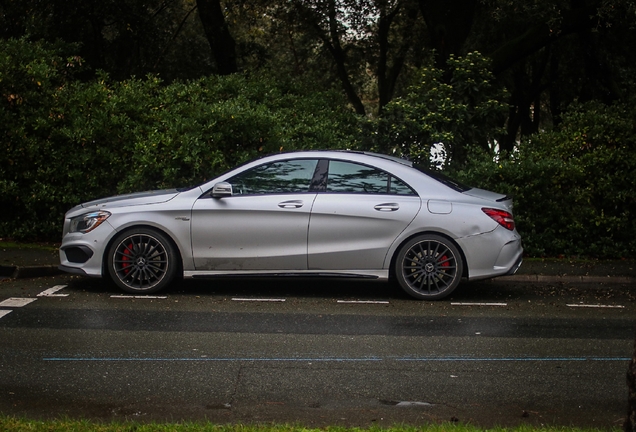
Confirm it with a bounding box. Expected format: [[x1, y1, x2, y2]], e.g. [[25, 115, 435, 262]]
[[2, 39, 635, 259], [0, 38, 87, 238], [363, 52, 508, 168], [449, 101, 636, 258], [0, 39, 357, 240]]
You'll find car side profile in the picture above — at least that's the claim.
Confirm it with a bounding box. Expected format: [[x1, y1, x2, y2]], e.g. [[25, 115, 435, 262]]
[[59, 150, 523, 300]]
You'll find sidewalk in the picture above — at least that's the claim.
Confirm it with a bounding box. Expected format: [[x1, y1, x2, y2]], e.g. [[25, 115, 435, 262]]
[[1, 243, 635, 283], [0, 244, 61, 279]]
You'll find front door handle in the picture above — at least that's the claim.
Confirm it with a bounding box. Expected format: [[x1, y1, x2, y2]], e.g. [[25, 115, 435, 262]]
[[278, 200, 304, 209], [374, 203, 399, 212]]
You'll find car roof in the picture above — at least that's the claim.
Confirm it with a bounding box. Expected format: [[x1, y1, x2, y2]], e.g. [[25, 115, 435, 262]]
[[334, 150, 413, 166], [262, 149, 414, 167]]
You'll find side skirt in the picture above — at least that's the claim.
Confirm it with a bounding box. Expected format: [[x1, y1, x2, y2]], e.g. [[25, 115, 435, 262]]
[[184, 269, 389, 281]]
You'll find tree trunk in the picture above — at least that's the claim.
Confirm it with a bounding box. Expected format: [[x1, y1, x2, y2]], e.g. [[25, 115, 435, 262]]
[[196, 0, 237, 75], [377, 0, 419, 114], [488, 0, 601, 76], [418, 0, 478, 70], [298, 0, 366, 115]]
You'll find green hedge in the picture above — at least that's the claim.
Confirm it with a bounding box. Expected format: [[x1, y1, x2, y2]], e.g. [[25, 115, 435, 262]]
[[448, 101, 636, 258], [0, 39, 358, 240], [2, 39, 635, 258]]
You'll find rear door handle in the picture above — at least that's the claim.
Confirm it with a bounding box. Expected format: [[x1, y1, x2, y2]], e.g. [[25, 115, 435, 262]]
[[278, 200, 304, 209], [374, 203, 399, 212]]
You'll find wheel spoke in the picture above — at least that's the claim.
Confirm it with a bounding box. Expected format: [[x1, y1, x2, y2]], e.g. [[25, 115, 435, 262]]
[[432, 241, 441, 258]]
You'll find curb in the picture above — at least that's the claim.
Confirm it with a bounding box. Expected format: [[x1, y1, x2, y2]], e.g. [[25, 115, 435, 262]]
[[0, 265, 63, 280], [496, 274, 636, 284]]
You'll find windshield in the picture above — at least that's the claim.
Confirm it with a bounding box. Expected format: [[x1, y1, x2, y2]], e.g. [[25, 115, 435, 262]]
[[414, 165, 472, 192]]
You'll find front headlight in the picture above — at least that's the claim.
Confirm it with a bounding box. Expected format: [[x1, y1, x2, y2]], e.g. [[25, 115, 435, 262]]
[[69, 211, 111, 233]]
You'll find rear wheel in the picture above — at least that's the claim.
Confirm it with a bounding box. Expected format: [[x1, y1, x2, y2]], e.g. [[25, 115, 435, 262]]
[[395, 234, 463, 300], [107, 228, 177, 294]]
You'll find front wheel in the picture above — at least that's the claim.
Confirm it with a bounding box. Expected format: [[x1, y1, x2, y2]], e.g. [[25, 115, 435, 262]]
[[394, 234, 464, 300], [107, 228, 177, 294]]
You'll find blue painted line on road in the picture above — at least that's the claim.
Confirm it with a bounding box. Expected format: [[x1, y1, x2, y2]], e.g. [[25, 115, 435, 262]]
[[42, 357, 384, 362], [42, 356, 630, 362], [397, 357, 631, 362]]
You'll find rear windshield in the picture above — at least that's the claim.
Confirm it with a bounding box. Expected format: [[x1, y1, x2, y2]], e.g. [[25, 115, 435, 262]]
[[414, 165, 472, 192]]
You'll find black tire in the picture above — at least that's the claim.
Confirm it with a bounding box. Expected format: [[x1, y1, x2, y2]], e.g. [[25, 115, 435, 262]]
[[394, 234, 464, 300], [107, 228, 177, 294]]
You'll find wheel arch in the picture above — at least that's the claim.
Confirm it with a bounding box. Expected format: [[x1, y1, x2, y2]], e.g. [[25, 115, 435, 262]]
[[101, 224, 184, 278], [388, 230, 469, 281]]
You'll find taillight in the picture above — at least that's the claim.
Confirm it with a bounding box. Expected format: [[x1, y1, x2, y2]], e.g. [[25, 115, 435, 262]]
[[482, 208, 515, 231]]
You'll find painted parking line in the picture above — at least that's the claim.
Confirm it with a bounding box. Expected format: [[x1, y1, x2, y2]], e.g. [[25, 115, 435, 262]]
[[38, 285, 69, 297], [337, 300, 390, 304], [232, 298, 286, 302], [0, 297, 37, 321], [111, 295, 168, 299], [0, 298, 37, 307], [451, 302, 507, 306], [566, 304, 625, 309]]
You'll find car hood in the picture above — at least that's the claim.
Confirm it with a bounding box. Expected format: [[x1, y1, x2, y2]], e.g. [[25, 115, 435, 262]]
[[80, 189, 180, 209], [462, 188, 514, 211]]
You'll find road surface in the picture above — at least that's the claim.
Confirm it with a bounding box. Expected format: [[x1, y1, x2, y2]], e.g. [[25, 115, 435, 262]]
[[0, 275, 634, 428]]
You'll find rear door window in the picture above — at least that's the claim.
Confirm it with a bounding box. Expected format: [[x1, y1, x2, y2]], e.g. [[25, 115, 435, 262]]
[[326, 160, 415, 195]]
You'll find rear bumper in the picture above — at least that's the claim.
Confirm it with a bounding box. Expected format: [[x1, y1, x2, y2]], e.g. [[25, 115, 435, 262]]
[[458, 227, 523, 281], [505, 253, 523, 275]]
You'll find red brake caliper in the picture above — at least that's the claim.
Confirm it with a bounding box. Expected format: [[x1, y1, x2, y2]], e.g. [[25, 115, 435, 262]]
[[121, 243, 133, 274]]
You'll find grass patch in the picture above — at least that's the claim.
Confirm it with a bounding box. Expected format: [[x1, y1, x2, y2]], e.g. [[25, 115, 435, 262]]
[[0, 418, 622, 432]]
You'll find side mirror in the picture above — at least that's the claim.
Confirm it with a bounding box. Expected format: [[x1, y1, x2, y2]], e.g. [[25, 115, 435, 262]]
[[211, 182, 233, 198]]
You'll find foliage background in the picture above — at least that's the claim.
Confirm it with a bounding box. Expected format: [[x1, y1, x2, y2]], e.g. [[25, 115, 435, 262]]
[[1, 33, 635, 257], [0, 39, 358, 240], [447, 101, 636, 258]]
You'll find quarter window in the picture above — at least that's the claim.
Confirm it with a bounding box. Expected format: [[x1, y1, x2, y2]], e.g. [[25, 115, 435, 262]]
[[229, 159, 318, 195]]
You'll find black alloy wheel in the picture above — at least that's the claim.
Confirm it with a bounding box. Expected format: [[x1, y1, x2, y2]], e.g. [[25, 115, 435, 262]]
[[395, 234, 463, 300], [107, 228, 177, 294]]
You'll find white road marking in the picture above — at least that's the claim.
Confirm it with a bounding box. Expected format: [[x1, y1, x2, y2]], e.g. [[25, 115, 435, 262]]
[[0, 298, 37, 307], [0, 310, 12, 319], [38, 285, 69, 297], [566, 304, 625, 309], [232, 298, 286, 302], [337, 300, 390, 304], [451, 302, 508, 306], [111, 295, 168, 299], [394, 401, 433, 407]]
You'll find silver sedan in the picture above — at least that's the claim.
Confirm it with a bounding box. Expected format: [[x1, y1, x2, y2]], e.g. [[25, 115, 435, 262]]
[[59, 151, 523, 300]]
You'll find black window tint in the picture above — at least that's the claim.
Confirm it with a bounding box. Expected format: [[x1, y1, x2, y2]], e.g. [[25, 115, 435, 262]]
[[327, 161, 388, 193], [229, 159, 318, 195], [326, 161, 416, 195], [414, 164, 471, 192], [389, 176, 415, 195]]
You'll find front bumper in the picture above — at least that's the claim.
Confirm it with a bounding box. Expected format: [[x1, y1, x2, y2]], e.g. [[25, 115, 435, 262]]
[[59, 222, 116, 278]]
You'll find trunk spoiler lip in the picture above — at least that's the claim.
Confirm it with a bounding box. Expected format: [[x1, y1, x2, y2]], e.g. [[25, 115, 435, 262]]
[[497, 195, 514, 202]]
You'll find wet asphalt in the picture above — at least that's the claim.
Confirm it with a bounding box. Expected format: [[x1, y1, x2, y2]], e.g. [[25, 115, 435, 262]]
[[0, 274, 634, 428]]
